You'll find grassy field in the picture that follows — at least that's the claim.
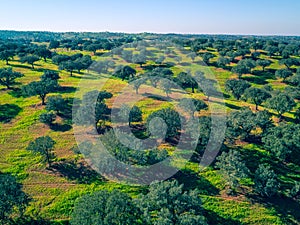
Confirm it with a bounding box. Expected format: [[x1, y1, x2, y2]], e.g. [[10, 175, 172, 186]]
[[0, 45, 299, 224]]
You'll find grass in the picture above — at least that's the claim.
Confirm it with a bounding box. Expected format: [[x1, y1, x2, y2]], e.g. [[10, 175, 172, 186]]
[[0, 46, 299, 224]]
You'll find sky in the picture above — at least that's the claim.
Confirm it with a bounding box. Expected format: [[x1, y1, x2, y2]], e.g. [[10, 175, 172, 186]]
[[0, 0, 300, 35]]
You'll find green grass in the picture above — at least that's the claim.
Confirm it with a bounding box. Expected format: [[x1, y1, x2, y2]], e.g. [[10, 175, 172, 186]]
[[0, 47, 299, 224]]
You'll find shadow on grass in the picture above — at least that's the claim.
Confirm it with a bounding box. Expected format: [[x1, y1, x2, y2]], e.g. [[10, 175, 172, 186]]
[[171, 169, 219, 195], [57, 86, 77, 94], [142, 93, 169, 102], [0, 104, 22, 123], [51, 161, 104, 184], [204, 210, 242, 225], [242, 76, 268, 85], [8, 88, 24, 98], [50, 123, 72, 132]]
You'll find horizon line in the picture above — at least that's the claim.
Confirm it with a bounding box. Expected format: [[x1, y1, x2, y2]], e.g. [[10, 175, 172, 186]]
[[1, 29, 300, 38]]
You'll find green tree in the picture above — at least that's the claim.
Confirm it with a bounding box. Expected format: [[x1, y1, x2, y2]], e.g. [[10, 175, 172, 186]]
[[275, 69, 293, 82], [70, 190, 143, 225], [131, 77, 146, 94], [0, 67, 24, 89], [41, 70, 60, 81], [254, 164, 279, 197], [256, 59, 272, 71], [244, 87, 271, 110], [20, 55, 39, 69], [262, 123, 300, 161], [45, 95, 66, 115], [22, 78, 59, 105], [118, 104, 142, 126], [217, 57, 230, 69], [160, 79, 173, 97], [225, 79, 251, 100], [35, 46, 52, 62], [59, 60, 76, 76], [178, 98, 207, 118], [39, 112, 56, 126], [0, 173, 30, 224], [137, 180, 207, 225], [231, 64, 249, 79], [27, 136, 56, 167], [49, 40, 60, 49], [0, 50, 15, 65], [176, 72, 198, 93], [279, 58, 298, 69], [201, 52, 215, 64], [216, 150, 249, 192], [114, 65, 136, 81], [266, 93, 296, 120], [147, 108, 181, 138]]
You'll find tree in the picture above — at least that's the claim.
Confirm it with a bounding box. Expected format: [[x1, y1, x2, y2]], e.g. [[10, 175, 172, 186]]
[[59, 60, 76, 76], [41, 70, 60, 81], [45, 95, 66, 115], [118, 104, 142, 126], [262, 124, 300, 161], [187, 52, 197, 62], [114, 65, 136, 81], [244, 87, 271, 110], [225, 79, 251, 100], [71, 190, 143, 225], [22, 78, 59, 105], [132, 53, 147, 67], [231, 64, 249, 79], [254, 164, 279, 197], [35, 46, 52, 62], [217, 57, 230, 69], [39, 112, 56, 126], [75, 91, 112, 130], [20, 55, 39, 69], [251, 51, 261, 59], [147, 108, 181, 138], [178, 98, 207, 117], [226, 107, 256, 140], [52, 54, 70, 65], [275, 69, 293, 82], [27, 136, 56, 167], [279, 58, 298, 69], [216, 150, 249, 192], [176, 72, 198, 93], [266, 93, 296, 120], [0, 67, 24, 89], [0, 173, 30, 224], [0, 50, 15, 65], [256, 59, 271, 71], [160, 79, 173, 97], [137, 180, 207, 225], [49, 40, 60, 49], [201, 52, 215, 64], [131, 77, 146, 94]]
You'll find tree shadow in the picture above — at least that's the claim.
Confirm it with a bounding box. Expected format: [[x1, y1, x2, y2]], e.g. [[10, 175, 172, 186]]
[[8, 88, 24, 98], [204, 209, 242, 225], [0, 104, 22, 123], [50, 123, 72, 132], [57, 86, 77, 94], [242, 76, 268, 85], [171, 169, 219, 195], [142, 93, 169, 102], [50, 161, 104, 184]]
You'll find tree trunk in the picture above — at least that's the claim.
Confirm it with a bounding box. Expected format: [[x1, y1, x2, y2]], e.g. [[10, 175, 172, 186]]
[[192, 86, 195, 93], [255, 104, 259, 111], [70, 71, 73, 76], [5, 59, 8, 65], [31, 64, 34, 69], [41, 96, 46, 105]]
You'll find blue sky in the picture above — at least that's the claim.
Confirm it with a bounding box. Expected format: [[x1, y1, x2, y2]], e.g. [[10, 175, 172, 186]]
[[0, 0, 299, 35]]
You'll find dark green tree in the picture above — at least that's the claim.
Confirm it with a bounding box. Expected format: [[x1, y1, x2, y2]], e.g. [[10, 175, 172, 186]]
[[0, 50, 15, 65], [244, 87, 271, 110], [20, 55, 39, 69], [22, 78, 59, 105], [178, 98, 207, 118], [147, 108, 181, 138], [59, 60, 76, 76], [176, 72, 198, 93], [225, 79, 251, 100], [45, 95, 66, 115], [0, 67, 24, 89], [266, 93, 296, 120], [114, 65, 136, 81], [216, 150, 249, 191], [256, 59, 271, 71], [201, 52, 215, 64], [70, 190, 143, 225], [275, 69, 293, 82], [35, 46, 52, 62], [0, 173, 30, 224], [254, 164, 279, 197], [137, 180, 207, 225], [27, 136, 56, 167], [39, 112, 56, 126]]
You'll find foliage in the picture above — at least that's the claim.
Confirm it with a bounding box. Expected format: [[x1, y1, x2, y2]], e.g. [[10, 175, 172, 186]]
[[0, 67, 24, 89], [225, 79, 250, 100], [26, 136, 56, 167], [254, 164, 279, 197]]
